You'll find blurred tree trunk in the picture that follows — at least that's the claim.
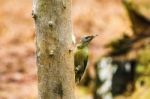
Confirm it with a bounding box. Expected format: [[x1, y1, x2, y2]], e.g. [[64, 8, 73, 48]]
[[32, 0, 75, 99], [123, 0, 150, 36]]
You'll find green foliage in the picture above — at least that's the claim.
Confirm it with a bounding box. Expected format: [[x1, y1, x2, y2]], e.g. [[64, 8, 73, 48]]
[[136, 46, 150, 74], [133, 46, 150, 99], [138, 46, 150, 66], [132, 76, 150, 99]]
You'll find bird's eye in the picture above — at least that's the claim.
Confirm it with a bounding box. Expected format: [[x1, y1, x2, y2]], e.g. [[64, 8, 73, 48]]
[[85, 37, 89, 39]]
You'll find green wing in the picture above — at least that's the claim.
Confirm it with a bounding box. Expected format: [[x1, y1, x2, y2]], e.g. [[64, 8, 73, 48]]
[[74, 48, 88, 70], [83, 55, 88, 71], [74, 47, 88, 83]]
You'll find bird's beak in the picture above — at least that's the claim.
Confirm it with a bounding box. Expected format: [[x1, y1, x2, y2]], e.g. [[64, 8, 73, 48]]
[[88, 34, 98, 42], [91, 34, 98, 39], [93, 34, 98, 37]]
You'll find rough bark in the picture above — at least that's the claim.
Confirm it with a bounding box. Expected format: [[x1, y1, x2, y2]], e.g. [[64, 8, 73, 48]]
[[32, 0, 75, 99]]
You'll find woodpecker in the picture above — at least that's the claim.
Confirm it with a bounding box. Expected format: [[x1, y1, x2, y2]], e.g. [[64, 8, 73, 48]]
[[74, 34, 97, 84]]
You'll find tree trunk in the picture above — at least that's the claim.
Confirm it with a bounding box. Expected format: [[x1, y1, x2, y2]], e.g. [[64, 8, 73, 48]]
[[32, 0, 75, 99]]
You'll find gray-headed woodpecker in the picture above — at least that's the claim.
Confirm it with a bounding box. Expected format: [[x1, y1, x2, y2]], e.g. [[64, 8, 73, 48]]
[[74, 34, 97, 84]]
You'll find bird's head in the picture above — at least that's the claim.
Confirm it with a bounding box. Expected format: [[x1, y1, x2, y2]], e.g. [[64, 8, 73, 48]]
[[79, 34, 98, 47]]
